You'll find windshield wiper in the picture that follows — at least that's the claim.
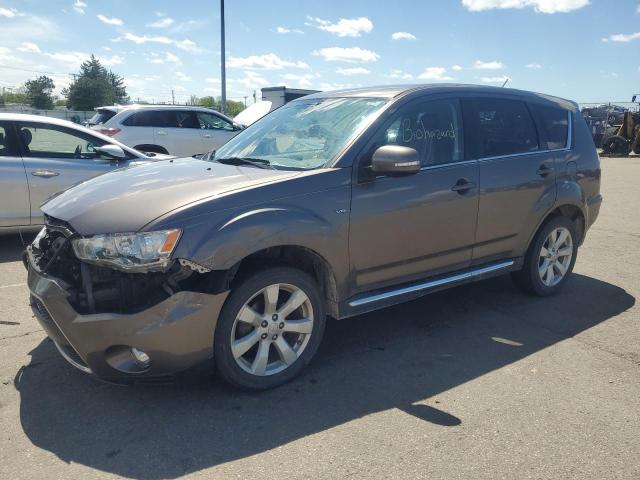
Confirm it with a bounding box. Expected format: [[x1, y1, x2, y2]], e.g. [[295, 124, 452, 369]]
[[216, 157, 274, 169]]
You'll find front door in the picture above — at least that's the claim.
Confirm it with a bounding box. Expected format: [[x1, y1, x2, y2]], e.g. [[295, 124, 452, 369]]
[[15, 122, 128, 226], [349, 97, 479, 294], [0, 122, 30, 227], [156, 111, 206, 157], [195, 111, 239, 151]]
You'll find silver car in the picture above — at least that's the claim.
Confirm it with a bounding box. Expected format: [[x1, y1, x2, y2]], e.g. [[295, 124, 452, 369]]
[[0, 113, 168, 234]]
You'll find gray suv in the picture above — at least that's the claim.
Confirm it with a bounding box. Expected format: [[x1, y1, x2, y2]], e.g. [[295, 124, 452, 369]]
[[25, 85, 602, 389]]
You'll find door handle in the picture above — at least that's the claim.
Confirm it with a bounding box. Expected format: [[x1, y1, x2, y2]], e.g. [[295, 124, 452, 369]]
[[156, 130, 167, 135], [536, 164, 555, 177], [31, 170, 60, 178], [451, 178, 476, 194]]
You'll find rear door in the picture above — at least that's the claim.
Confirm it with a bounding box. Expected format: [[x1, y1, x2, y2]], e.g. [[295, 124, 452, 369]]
[[0, 122, 30, 227], [16, 122, 130, 225], [195, 111, 239, 151], [156, 110, 205, 157], [464, 97, 557, 265]]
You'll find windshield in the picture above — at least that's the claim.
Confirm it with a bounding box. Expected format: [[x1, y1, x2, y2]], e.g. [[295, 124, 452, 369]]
[[214, 97, 387, 170]]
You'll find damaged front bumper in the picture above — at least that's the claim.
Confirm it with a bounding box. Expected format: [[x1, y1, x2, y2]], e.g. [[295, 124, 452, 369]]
[[26, 255, 229, 382]]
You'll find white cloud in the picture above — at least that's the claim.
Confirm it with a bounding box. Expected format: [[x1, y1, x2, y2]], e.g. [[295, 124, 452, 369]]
[[17, 42, 41, 53], [604, 32, 640, 42], [97, 14, 123, 26], [117, 32, 203, 52], [313, 47, 380, 63], [306, 16, 373, 37], [461, 0, 589, 14], [206, 77, 219, 83], [389, 69, 413, 80], [474, 60, 505, 69], [72, 1, 86, 15], [148, 17, 174, 28], [391, 31, 416, 40], [319, 82, 355, 91], [175, 71, 192, 82], [228, 52, 308, 70], [99, 54, 124, 66], [452, 64, 463, 71], [282, 73, 314, 88], [276, 26, 303, 34], [481, 75, 511, 83], [232, 70, 270, 89], [418, 67, 453, 81], [44, 51, 88, 68], [165, 51, 180, 63], [0, 6, 22, 17], [336, 67, 370, 75], [526, 63, 542, 69]]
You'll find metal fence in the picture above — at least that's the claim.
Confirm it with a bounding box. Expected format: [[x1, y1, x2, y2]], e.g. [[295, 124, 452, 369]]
[[0, 105, 94, 123]]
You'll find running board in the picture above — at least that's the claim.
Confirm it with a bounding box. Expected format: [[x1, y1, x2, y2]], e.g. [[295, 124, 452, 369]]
[[348, 260, 515, 308]]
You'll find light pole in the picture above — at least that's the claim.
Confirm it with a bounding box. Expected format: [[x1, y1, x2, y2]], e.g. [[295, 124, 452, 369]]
[[220, 0, 227, 114]]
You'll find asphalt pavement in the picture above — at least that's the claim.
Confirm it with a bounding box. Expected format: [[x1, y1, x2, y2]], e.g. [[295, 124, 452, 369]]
[[0, 156, 638, 480]]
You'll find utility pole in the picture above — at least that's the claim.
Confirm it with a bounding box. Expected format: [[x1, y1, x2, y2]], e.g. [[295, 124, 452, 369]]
[[171, 89, 175, 105], [220, 0, 227, 115]]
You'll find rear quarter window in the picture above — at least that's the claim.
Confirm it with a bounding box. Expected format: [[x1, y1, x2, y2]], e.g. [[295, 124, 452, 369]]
[[532, 104, 569, 150], [122, 111, 174, 127]]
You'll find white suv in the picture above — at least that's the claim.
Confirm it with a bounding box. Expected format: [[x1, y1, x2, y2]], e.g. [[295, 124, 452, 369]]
[[91, 105, 242, 157]]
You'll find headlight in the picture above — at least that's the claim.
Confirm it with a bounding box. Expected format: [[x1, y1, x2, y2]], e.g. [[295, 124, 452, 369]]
[[72, 229, 181, 272]]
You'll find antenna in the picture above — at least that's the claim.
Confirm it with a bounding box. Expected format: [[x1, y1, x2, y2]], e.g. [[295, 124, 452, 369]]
[[501, 77, 510, 88]]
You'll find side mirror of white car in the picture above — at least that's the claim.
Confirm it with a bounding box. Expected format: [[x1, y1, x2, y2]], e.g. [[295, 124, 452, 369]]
[[96, 144, 126, 161]]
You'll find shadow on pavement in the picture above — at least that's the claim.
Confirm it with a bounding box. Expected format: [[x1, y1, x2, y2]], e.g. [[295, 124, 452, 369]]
[[0, 233, 35, 264], [14, 273, 634, 479]]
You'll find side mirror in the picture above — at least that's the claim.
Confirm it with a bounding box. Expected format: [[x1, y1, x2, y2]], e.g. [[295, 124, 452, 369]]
[[232, 123, 244, 131], [96, 144, 126, 161], [371, 145, 421, 176]]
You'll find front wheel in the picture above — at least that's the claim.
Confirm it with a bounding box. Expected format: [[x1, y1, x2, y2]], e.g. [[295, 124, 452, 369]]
[[512, 216, 578, 296], [214, 267, 326, 390]]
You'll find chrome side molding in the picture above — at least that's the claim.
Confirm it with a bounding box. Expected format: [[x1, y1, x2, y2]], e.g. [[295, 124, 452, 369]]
[[349, 260, 515, 308]]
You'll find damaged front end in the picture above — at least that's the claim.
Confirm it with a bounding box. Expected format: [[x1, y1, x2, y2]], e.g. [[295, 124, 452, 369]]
[[28, 219, 220, 315], [25, 217, 230, 381]]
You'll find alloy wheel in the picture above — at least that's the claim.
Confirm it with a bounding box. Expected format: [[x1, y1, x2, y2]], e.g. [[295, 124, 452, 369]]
[[230, 283, 314, 376], [538, 227, 573, 287]]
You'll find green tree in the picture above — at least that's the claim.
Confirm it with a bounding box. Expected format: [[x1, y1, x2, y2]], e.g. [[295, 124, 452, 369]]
[[197, 96, 245, 117], [24, 76, 55, 109], [65, 55, 129, 110]]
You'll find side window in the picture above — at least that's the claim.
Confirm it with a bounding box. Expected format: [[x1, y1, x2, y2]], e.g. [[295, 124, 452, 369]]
[[533, 104, 568, 150], [369, 98, 464, 167], [0, 124, 15, 156], [467, 98, 539, 158], [196, 112, 235, 131], [122, 110, 173, 127], [16, 123, 107, 159], [174, 111, 200, 129]]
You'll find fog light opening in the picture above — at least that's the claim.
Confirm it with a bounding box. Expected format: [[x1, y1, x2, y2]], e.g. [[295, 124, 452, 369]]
[[131, 347, 151, 367]]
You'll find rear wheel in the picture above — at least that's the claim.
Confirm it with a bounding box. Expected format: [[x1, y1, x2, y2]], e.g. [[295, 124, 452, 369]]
[[214, 267, 326, 390], [601, 135, 631, 155], [512, 216, 578, 296]]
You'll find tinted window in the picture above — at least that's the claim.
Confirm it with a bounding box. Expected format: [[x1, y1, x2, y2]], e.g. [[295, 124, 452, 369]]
[[123, 110, 173, 127], [174, 111, 199, 129], [197, 112, 234, 131], [17, 123, 108, 159], [88, 109, 116, 125], [0, 125, 14, 156], [371, 98, 464, 166], [533, 104, 568, 150], [467, 98, 539, 158]]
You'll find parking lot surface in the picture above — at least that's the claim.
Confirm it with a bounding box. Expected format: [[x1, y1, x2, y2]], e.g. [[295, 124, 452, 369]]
[[1, 156, 638, 480]]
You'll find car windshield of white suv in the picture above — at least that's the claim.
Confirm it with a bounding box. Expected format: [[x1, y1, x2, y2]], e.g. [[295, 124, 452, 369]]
[[214, 97, 387, 170]]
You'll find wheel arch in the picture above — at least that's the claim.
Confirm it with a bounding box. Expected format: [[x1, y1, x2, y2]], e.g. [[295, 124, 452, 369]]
[[225, 245, 340, 319], [528, 203, 586, 254], [133, 144, 169, 155]]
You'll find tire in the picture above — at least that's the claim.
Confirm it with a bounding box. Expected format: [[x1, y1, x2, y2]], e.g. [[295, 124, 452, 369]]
[[214, 267, 326, 390], [601, 135, 631, 155], [511, 216, 578, 297]]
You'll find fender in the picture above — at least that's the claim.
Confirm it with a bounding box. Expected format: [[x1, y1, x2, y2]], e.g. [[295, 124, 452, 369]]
[[188, 205, 340, 270]]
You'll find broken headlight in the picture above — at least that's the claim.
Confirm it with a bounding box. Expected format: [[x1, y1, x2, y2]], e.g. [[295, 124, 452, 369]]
[[72, 229, 181, 272]]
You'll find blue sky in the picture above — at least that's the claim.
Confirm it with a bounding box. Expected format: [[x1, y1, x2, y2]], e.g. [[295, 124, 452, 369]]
[[0, 0, 639, 105]]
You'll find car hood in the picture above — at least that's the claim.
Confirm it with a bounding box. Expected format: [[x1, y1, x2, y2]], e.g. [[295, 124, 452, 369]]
[[42, 157, 301, 235]]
